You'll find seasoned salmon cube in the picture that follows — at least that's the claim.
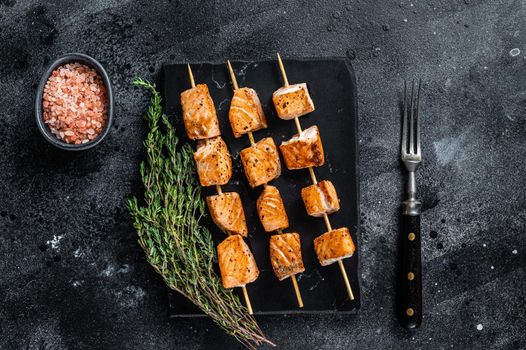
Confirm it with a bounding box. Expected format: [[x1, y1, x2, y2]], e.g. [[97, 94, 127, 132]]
[[301, 180, 340, 217], [194, 136, 232, 186], [256, 185, 289, 232], [217, 235, 259, 288], [272, 83, 315, 120], [206, 192, 248, 236], [313, 227, 355, 266], [280, 125, 324, 169], [228, 87, 267, 138], [180, 84, 221, 140], [269, 233, 305, 280], [240, 137, 281, 188]]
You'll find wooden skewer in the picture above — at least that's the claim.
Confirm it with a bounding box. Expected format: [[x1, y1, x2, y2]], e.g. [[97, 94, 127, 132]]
[[291, 274, 304, 308], [338, 260, 354, 300], [293, 117, 302, 134], [276, 53, 289, 87], [230, 60, 305, 307], [226, 60, 239, 90], [228, 58, 305, 308], [277, 229, 304, 307], [277, 53, 355, 302], [227, 60, 257, 147], [322, 212, 353, 299], [188, 62, 256, 312], [242, 286, 254, 315], [187, 64, 195, 88]]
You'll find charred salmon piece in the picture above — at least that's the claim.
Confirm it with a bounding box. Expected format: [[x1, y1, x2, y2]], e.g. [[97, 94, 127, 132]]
[[301, 180, 340, 217], [240, 137, 281, 188], [180, 84, 221, 140], [217, 235, 259, 289], [280, 125, 325, 170], [269, 233, 305, 281], [228, 87, 268, 138], [272, 83, 315, 120], [194, 136, 232, 187], [313, 227, 355, 266], [256, 185, 289, 232], [206, 192, 248, 237]]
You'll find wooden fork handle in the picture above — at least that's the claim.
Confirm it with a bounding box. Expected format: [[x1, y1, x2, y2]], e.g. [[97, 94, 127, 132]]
[[398, 213, 422, 329]]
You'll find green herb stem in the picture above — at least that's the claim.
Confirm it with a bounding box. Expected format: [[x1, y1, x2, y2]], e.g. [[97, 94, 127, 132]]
[[128, 78, 274, 349]]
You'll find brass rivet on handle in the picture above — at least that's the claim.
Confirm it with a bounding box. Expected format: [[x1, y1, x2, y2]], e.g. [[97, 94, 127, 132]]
[[406, 308, 414, 316], [407, 272, 415, 280], [408, 232, 415, 241]]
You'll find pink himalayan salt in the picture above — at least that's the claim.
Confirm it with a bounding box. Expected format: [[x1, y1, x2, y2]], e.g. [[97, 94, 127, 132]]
[[42, 62, 108, 145]]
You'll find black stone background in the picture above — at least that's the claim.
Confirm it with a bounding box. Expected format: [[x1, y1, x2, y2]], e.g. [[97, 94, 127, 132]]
[[0, 1, 525, 349]]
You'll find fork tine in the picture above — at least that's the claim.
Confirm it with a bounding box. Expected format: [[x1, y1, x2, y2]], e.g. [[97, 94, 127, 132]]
[[409, 80, 415, 155], [401, 80, 408, 156], [415, 79, 422, 156]]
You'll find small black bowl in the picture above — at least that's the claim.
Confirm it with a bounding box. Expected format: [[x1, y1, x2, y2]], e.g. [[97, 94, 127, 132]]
[[35, 53, 114, 151]]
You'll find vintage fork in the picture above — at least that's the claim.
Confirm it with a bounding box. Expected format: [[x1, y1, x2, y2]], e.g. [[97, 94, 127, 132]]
[[399, 79, 423, 329]]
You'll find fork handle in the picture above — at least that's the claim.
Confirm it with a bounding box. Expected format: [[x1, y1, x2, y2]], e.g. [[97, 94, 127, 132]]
[[399, 213, 422, 329]]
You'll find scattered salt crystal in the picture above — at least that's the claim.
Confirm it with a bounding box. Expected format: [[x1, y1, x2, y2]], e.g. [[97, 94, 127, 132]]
[[476, 324, 483, 331], [512, 249, 518, 254]]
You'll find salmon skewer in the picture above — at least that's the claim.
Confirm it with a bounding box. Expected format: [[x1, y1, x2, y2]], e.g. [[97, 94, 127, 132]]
[[184, 64, 257, 314], [227, 61, 305, 308], [275, 54, 355, 301], [240, 137, 281, 188], [180, 83, 221, 140], [194, 136, 232, 187], [269, 233, 305, 281], [256, 185, 289, 232], [229, 87, 268, 138], [280, 125, 325, 170], [217, 235, 260, 288], [206, 192, 248, 237], [313, 227, 355, 266], [301, 180, 340, 217], [272, 82, 315, 120]]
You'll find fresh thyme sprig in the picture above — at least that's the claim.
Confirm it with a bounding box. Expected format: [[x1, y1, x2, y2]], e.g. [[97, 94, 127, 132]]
[[128, 78, 273, 349]]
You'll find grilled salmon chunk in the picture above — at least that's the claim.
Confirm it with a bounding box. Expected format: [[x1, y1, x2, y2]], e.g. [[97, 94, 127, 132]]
[[280, 125, 324, 169], [180, 84, 221, 140], [313, 227, 355, 266], [194, 136, 232, 186], [301, 180, 340, 217], [269, 233, 305, 280], [240, 137, 281, 188], [206, 192, 248, 236], [217, 235, 259, 288], [228, 87, 267, 138], [257, 185, 289, 232], [272, 83, 315, 120]]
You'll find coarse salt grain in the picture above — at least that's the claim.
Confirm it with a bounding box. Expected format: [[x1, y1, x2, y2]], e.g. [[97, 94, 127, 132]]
[[42, 62, 108, 145]]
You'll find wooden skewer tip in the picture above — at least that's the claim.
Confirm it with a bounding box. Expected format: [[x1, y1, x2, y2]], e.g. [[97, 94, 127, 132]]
[[187, 64, 195, 88], [338, 260, 355, 301], [216, 184, 223, 195], [276, 53, 289, 87], [226, 60, 239, 90]]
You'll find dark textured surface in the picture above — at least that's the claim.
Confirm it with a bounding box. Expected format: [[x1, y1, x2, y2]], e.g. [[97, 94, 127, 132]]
[[163, 59, 360, 315], [0, 1, 525, 349]]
